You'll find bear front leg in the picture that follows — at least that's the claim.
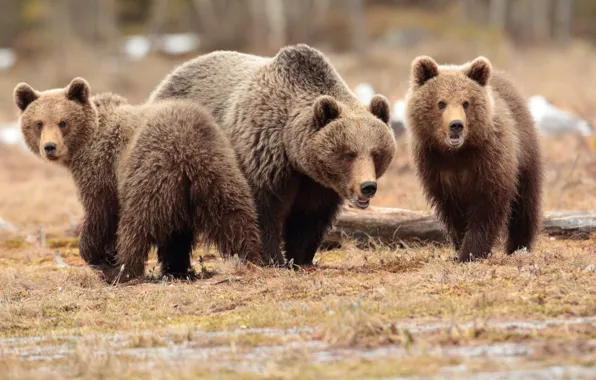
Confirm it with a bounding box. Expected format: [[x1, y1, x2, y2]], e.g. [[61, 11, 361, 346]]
[[458, 195, 511, 262], [435, 200, 467, 252], [284, 203, 341, 267], [254, 191, 287, 266]]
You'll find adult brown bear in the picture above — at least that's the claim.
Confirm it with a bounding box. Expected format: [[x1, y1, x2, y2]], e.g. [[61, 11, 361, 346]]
[[150, 44, 397, 266]]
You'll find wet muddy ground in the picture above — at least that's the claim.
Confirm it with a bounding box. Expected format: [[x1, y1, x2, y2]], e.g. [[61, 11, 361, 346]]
[[3, 311, 596, 378]]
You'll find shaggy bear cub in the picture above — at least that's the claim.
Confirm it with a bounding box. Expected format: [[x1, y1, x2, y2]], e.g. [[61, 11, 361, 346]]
[[405, 56, 543, 262], [15, 78, 262, 280]]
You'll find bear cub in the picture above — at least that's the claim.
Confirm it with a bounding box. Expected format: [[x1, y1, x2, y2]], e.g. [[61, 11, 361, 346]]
[[405, 56, 543, 262], [14, 78, 262, 280]]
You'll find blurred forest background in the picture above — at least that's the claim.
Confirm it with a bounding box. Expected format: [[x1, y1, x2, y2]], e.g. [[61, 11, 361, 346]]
[[2, 0, 596, 234], [1, 0, 595, 122]]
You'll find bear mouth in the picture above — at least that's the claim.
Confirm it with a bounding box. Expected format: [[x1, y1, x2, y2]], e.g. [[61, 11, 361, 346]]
[[445, 136, 464, 149], [350, 194, 371, 209]]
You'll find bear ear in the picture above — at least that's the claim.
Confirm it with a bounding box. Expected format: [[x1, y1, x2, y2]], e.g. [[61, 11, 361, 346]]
[[411, 56, 439, 86], [369, 94, 391, 125], [66, 77, 90, 104], [466, 56, 492, 86], [14, 83, 39, 112], [313, 95, 340, 128]]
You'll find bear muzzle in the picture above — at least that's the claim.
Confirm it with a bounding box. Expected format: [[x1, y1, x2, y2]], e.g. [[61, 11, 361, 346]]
[[43, 142, 59, 160], [345, 157, 378, 209], [349, 181, 377, 209], [445, 120, 465, 149]]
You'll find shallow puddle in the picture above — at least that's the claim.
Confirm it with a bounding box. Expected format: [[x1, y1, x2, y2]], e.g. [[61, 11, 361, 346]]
[[2, 318, 595, 378]]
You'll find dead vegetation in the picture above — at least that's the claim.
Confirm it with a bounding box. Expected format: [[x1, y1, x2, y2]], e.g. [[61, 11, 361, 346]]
[[2, 35, 596, 379]]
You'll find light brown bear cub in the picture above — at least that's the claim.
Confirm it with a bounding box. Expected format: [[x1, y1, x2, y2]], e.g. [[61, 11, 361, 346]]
[[406, 56, 543, 262], [150, 44, 396, 266], [14, 78, 262, 280]]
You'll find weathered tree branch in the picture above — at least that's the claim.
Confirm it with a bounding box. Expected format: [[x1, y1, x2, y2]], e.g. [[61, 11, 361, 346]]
[[323, 206, 596, 248], [65, 207, 596, 250]]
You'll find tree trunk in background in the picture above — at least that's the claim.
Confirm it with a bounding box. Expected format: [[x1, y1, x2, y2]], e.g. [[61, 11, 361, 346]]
[[248, 0, 266, 50], [49, 0, 74, 83], [489, 0, 508, 29], [0, 0, 20, 48], [554, 0, 573, 43], [265, 0, 286, 51], [462, 0, 575, 44], [532, 0, 552, 41], [348, 0, 367, 54], [147, 0, 168, 52], [97, 0, 119, 55], [191, 0, 217, 34]]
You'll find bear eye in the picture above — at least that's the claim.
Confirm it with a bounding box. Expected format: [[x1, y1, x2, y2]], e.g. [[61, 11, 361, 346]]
[[58, 121, 67, 129], [462, 101, 469, 109], [36, 121, 43, 130], [438, 101, 447, 110], [342, 151, 357, 160]]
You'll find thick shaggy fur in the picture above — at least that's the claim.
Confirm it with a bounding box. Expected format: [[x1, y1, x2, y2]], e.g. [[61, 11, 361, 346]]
[[405, 56, 543, 262], [14, 78, 262, 280], [150, 44, 396, 266]]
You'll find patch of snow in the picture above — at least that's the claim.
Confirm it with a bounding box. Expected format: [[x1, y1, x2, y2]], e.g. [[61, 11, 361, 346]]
[[0, 216, 18, 233], [0, 48, 16, 70], [354, 83, 376, 105], [123, 33, 201, 60], [122, 35, 151, 60], [158, 33, 200, 55], [0, 121, 20, 144], [528, 95, 593, 136], [0, 121, 29, 152]]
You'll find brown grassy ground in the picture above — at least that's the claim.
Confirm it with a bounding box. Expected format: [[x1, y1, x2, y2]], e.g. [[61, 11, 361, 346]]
[[2, 36, 596, 378], [1, 130, 595, 379]]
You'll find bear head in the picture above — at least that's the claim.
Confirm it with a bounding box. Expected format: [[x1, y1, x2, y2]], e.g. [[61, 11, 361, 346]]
[[290, 94, 396, 209], [14, 78, 97, 165], [405, 56, 495, 152]]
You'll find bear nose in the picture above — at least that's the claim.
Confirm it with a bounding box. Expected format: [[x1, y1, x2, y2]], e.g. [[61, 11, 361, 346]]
[[449, 120, 464, 135], [360, 181, 377, 197], [44, 142, 57, 155]]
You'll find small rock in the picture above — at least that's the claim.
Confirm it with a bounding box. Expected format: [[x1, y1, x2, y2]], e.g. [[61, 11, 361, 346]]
[[584, 264, 595, 273], [0, 216, 18, 233]]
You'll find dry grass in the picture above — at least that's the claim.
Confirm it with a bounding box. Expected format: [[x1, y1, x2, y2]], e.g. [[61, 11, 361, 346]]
[[2, 23, 596, 378]]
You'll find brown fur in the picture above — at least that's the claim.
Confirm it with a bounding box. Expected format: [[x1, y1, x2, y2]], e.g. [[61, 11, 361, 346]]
[[150, 44, 396, 266], [14, 78, 262, 280], [405, 56, 543, 262]]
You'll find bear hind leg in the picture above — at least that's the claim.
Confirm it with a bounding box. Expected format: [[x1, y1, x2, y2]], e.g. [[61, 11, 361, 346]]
[[190, 175, 263, 266], [115, 214, 152, 282], [506, 168, 542, 254], [157, 229, 196, 279]]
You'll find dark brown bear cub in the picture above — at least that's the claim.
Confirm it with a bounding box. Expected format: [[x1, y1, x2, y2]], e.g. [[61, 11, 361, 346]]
[[406, 56, 543, 262], [14, 78, 262, 280]]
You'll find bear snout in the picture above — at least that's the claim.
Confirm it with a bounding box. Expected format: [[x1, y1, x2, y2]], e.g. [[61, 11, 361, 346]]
[[445, 120, 465, 149], [448, 120, 464, 137], [360, 181, 377, 198], [43, 142, 57, 156]]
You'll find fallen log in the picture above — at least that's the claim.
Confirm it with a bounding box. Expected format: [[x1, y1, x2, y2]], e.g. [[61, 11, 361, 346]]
[[65, 207, 596, 249], [323, 206, 596, 248]]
